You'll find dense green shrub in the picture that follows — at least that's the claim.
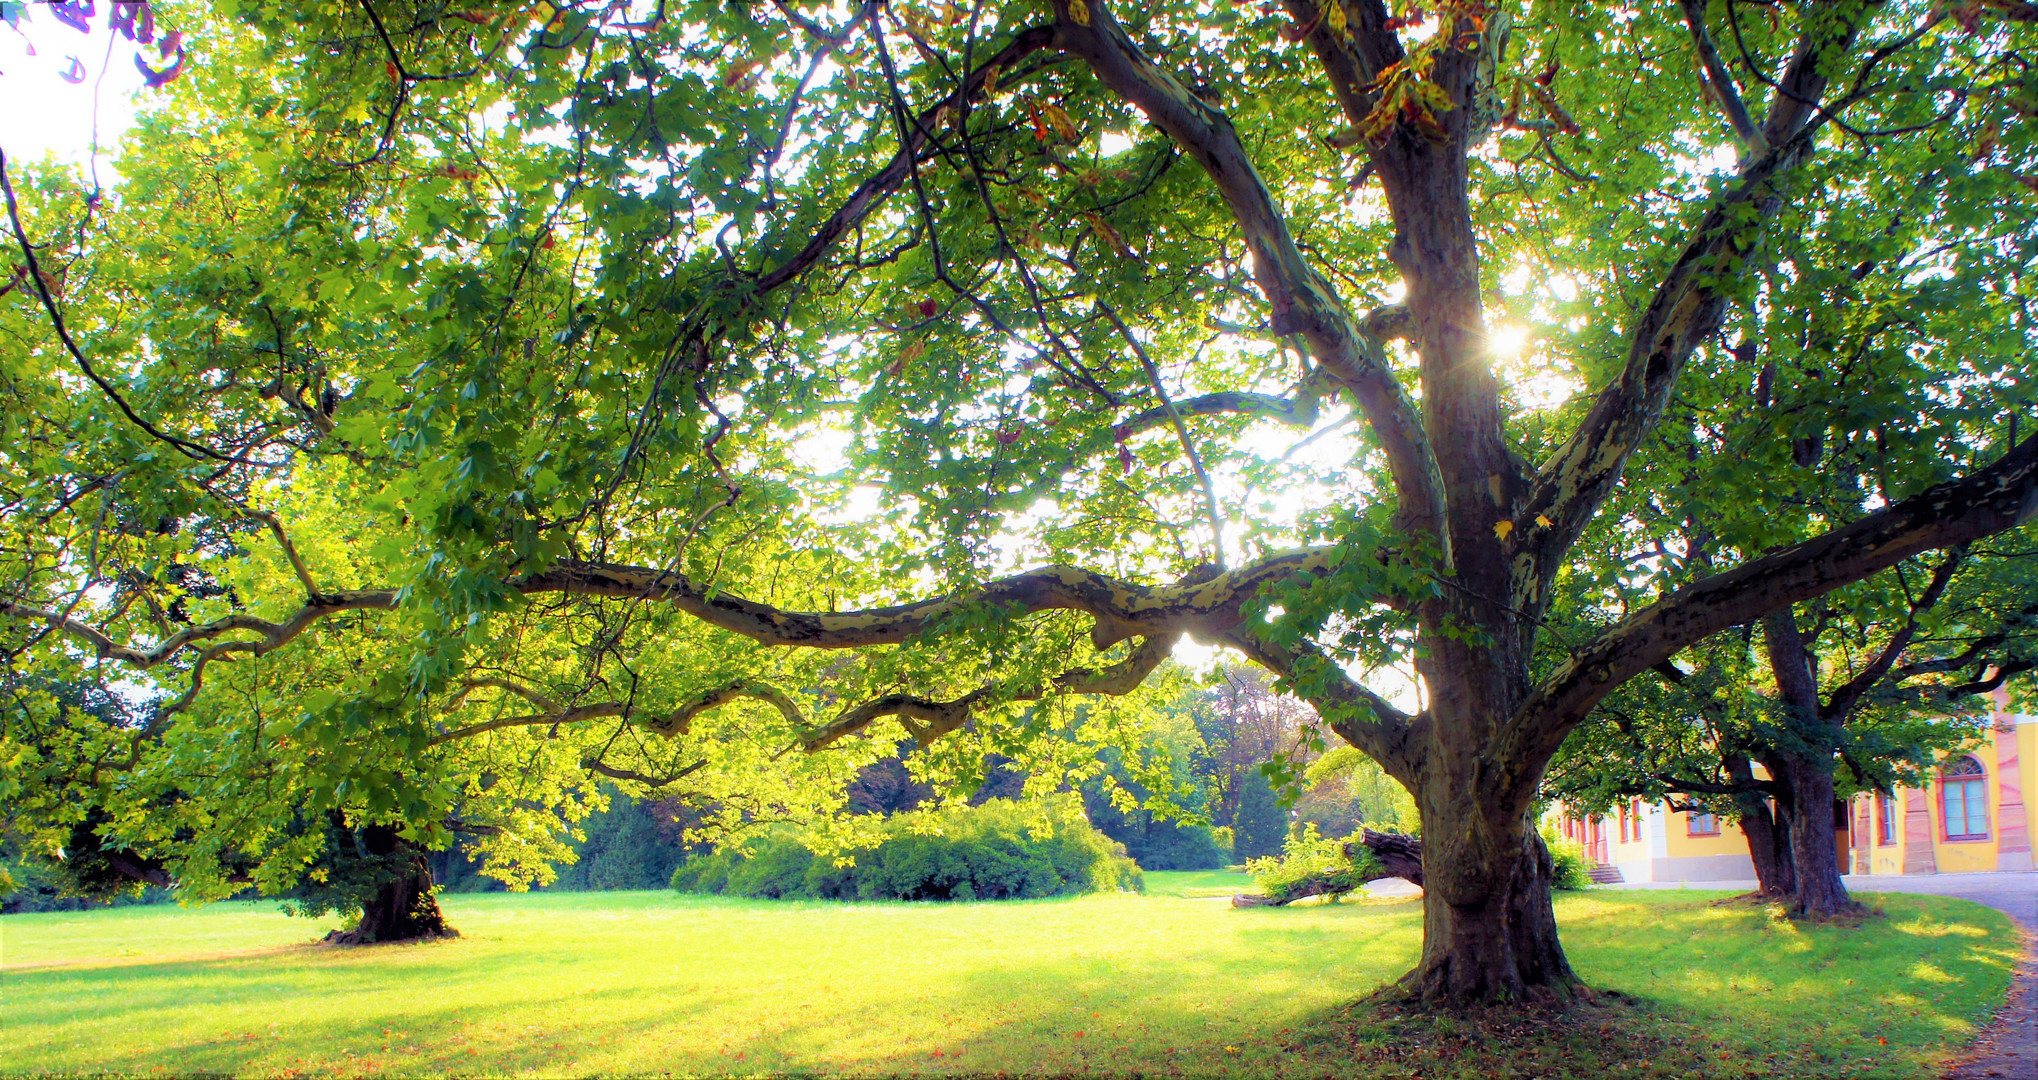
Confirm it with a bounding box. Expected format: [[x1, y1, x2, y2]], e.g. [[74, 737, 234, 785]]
[[671, 797, 1141, 901], [668, 848, 736, 894], [1245, 824, 1382, 904], [1544, 832, 1591, 891]]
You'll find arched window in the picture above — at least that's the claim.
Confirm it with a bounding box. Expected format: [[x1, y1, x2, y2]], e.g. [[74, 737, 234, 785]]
[[1938, 756, 1990, 842]]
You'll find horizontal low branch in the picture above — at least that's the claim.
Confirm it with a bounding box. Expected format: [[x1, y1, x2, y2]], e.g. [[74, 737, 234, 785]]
[[6, 547, 1331, 682], [1121, 391, 1315, 433], [798, 633, 1178, 751], [514, 548, 1328, 651]]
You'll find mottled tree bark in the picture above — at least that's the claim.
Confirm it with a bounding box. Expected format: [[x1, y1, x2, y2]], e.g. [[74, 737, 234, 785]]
[[1736, 787, 1796, 898], [1763, 612, 1856, 916], [330, 824, 456, 945], [1408, 801, 1576, 1001]]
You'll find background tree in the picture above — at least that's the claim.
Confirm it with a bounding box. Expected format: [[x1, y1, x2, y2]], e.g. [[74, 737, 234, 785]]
[[1301, 745, 1421, 837], [1544, 218, 2038, 914], [1230, 768, 1291, 860], [1551, 550, 2036, 908], [3, 0, 2036, 1005], [1081, 704, 1232, 869], [1188, 664, 1318, 828]]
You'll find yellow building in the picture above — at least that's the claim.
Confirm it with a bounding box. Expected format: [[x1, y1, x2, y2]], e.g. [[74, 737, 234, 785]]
[[1847, 707, 2036, 876], [1552, 706, 2037, 883]]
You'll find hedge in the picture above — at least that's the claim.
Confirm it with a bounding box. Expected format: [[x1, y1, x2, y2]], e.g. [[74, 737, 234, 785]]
[[672, 797, 1141, 901]]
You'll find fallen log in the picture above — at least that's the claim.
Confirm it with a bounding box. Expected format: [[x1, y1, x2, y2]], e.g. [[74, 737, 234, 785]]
[[1347, 828, 1423, 886], [1230, 829, 1423, 907]]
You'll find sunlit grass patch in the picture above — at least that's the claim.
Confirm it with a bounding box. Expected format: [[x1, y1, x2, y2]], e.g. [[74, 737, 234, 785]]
[[0, 886, 2014, 1078], [1142, 869, 1256, 898]]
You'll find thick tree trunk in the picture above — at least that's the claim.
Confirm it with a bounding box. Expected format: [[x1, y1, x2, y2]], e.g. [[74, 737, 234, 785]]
[[328, 824, 456, 945], [1736, 790, 1795, 897], [1761, 611, 1855, 916], [1779, 758, 1855, 916], [1406, 802, 1576, 1002], [1726, 757, 1794, 896]]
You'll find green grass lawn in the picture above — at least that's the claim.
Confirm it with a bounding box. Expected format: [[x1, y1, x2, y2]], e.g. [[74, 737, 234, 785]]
[[0, 886, 2018, 1079], [1140, 869, 1256, 898]]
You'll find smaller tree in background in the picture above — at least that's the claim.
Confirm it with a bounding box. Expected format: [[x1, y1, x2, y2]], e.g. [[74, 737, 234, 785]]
[[1190, 667, 1317, 831], [1549, 549, 2034, 912], [1231, 769, 1289, 862], [1300, 747, 1421, 837], [542, 787, 695, 892]]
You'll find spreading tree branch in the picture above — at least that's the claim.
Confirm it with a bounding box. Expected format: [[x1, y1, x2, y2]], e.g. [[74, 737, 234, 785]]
[[1052, 0, 1446, 549], [1496, 428, 2038, 805], [1819, 545, 1963, 722], [1507, 5, 1880, 618], [1680, 0, 1766, 154]]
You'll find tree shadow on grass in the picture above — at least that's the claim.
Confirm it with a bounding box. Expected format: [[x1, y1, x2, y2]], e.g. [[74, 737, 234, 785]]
[[8, 902, 1425, 1078], [5, 891, 2015, 1079]]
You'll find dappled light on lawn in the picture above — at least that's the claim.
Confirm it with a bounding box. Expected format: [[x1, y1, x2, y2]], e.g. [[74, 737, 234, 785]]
[[2, 889, 2017, 1079]]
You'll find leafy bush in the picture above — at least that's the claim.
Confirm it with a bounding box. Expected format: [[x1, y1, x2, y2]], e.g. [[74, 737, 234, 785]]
[[1546, 836, 1591, 891], [671, 797, 1141, 901], [1537, 818, 1590, 891], [667, 848, 736, 894], [1245, 824, 1383, 905]]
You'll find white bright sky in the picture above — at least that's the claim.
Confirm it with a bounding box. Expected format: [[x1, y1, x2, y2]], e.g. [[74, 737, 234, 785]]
[[0, 12, 150, 183], [0, 7, 1453, 712]]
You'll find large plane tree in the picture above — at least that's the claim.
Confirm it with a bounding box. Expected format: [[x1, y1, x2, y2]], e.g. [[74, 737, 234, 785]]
[[3, 0, 2036, 1002]]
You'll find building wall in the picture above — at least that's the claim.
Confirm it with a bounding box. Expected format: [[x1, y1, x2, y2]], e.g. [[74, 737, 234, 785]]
[[1553, 708, 2036, 882], [2002, 718, 2034, 872], [1609, 799, 1653, 884], [1852, 707, 2034, 877]]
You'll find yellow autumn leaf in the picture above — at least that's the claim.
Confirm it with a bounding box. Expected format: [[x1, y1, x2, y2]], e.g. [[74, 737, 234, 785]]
[[1068, 0, 1091, 27], [1493, 520, 1514, 540], [1082, 212, 1131, 256], [1041, 103, 1080, 142], [1535, 514, 1553, 527]]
